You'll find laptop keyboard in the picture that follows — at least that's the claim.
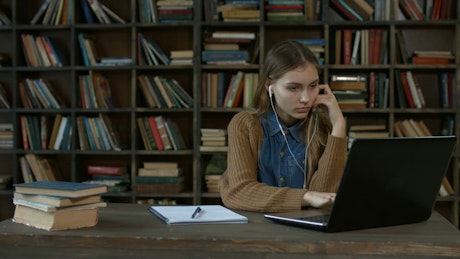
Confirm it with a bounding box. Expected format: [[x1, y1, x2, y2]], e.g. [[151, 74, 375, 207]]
[[299, 214, 330, 224]]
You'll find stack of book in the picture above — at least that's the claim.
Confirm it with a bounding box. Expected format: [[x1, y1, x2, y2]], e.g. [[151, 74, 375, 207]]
[[202, 30, 258, 65], [200, 128, 227, 152], [12, 181, 108, 231], [156, 0, 193, 23], [220, 1, 260, 22], [265, 0, 305, 21], [137, 115, 186, 151], [137, 74, 193, 108], [411, 50, 454, 65], [85, 165, 130, 193], [135, 162, 183, 195], [204, 154, 227, 193], [169, 50, 193, 66], [347, 124, 389, 149], [295, 38, 325, 65], [0, 122, 13, 149], [329, 74, 368, 109]]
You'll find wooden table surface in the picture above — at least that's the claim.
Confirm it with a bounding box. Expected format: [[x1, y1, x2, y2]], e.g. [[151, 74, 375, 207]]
[[0, 203, 459, 258]]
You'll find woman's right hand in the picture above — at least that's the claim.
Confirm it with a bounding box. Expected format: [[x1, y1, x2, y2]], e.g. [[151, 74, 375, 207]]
[[302, 191, 336, 208]]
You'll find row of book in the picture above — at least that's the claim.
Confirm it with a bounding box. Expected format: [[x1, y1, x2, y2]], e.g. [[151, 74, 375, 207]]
[[138, 33, 171, 66], [137, 115, 186, 151], [20, 114, 73, 151], [19, 78, 65, 109], [347, 124, 389, 149], [21, 34, 67, 67], [79, 71, 114, 109], [135, 162, 184, 194], [202, 30, 259, 65], [31, 0, 73, 25], [204, 0, 259, 22], [296, 38, 325, 65], [399, 0, 454, 21], [138, 0, 193, 23], [19, 154, 62, 182], [331, 29, 388, 65], [76, 113, 122, 151], [138, 75, 193, 109], [12, 181, 107, 231], [80, 0, 126, 24], [201, 71, 258, 108], [265, 0, 321, 21]]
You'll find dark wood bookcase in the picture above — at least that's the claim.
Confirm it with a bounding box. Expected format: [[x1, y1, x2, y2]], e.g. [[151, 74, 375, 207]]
[[0, 1, 459, 228]]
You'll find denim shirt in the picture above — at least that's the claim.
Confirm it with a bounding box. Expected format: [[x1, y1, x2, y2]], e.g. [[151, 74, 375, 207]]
[[258, 110, 307, 188]]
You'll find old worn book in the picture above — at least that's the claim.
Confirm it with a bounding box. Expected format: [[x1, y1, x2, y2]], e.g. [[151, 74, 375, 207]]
[[14, 181, 107, 198], [12, 203, 102, 231], [13, 197, 106, 213], [13, 192, 102, 207]]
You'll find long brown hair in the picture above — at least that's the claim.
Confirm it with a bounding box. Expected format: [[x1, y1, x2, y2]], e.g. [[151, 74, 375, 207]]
[[251, 40, 332, 180]]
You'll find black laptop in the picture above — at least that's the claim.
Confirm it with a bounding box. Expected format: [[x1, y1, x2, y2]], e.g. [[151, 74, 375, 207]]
[[264, 136, 456, 232]]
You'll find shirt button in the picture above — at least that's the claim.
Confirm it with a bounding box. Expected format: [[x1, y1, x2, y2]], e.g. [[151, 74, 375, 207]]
[[280, 152, 285, 157], [280, 177, 285, 183]]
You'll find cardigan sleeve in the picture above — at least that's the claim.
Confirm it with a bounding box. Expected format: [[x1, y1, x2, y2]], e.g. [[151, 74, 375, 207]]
[[219, 111, 308, 213]]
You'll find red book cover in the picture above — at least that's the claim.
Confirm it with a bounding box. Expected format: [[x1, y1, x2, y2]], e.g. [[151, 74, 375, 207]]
[[20, 115, 29, 150], [368, 72, 375, 108], [342, 29, 352, 64], [148, 116, 164, 150], [412, 56, 451, 64], [87, 165, 126, 176], [399, 71, 416, 108], [372, 29, 382, 64]]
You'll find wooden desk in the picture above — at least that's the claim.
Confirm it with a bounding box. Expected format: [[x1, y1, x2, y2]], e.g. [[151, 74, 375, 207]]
[[0, 203, 459, 258]]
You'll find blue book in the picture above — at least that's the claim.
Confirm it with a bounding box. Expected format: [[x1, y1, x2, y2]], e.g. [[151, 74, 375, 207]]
[[202, 50, 249, 62], [14, 181, 108, 198], [80, 0, 95, 23]]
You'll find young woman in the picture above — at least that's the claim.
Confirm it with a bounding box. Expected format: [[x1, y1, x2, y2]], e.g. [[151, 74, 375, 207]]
[[219, 40, 348, 213]]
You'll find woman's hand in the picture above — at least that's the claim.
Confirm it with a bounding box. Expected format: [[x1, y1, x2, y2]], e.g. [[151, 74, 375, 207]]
[[314, 84, 346, 138], [302, 191, 336, 208]]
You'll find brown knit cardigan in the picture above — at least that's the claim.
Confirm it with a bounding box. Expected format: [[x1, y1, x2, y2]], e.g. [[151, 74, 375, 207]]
[[219, 111, 348, 213]]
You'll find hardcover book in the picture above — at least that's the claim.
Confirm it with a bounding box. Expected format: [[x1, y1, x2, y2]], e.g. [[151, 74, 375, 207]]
[[14, 181, 108, 198]]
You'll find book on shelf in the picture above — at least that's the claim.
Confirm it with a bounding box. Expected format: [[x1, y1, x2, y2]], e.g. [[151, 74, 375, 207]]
[[164, 118, 187, 150], [169, 50, 193, 65], [223, 71, 245, 108], [138, 0, 159, 23], [149, 205, 248, 225], [14, 181, 108, 198], [0, 7, 11, 25], [79, 71, 114, 109], [76, 114, 122, 151], [23, 154, 63, 181], [31, 0, 72, 25], [83, 0, 125, 24], [78, 33, 98, 66], [143, 161, 178, 170], [154, 115, 173, 150], [135, 175, 183, 184], [147, 116, 165, 150], [411, 50, 454, 64], [156, 0, 194, 23], [87, 165, 128, 176], [138, 33, 171, 65], [13, 197, 106, 213], [135, 182, 184, 194], [138, 168, 182, 177]]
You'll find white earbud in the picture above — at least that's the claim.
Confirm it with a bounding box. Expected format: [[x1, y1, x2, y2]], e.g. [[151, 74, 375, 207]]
[[268, 85, 273, 98]]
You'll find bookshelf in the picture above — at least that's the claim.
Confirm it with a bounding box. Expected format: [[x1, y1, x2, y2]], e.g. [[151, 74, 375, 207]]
[[0, 0, 459, 228]]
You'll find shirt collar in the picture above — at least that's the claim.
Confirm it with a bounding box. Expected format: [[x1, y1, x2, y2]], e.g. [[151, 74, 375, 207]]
[[263, 110, 302, 142]]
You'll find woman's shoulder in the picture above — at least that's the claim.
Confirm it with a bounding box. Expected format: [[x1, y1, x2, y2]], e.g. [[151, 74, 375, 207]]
[[229, 111, 260, 128]]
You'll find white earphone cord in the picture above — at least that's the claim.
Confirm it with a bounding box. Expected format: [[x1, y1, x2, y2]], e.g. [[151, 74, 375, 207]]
[[269, 88, 318, 188]]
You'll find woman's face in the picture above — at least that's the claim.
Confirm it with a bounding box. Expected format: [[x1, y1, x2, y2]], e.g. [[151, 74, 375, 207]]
[[270, 64, 320, 127]]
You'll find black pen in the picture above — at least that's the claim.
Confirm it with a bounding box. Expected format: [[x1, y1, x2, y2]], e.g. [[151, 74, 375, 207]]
[[191, 207, 202, 219]]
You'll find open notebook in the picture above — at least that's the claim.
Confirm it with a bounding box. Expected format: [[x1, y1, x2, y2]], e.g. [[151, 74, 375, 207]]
[[149, 205, 248, 225], [265, 136, 456, 232]]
